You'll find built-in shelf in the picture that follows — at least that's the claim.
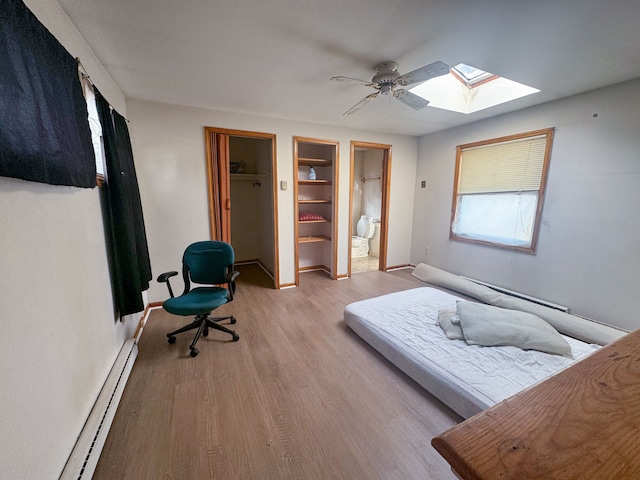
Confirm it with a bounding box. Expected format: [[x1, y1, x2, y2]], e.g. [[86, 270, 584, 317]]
[[298, 179, 332, 186], [298, 199, 331, 204], [298, 235, 331, 243], [294, 137, 338, 283], [298, 158, 332, 167]]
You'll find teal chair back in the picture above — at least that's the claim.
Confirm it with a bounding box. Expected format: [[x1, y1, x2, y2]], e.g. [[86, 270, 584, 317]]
[[184, 241, 234, 285]]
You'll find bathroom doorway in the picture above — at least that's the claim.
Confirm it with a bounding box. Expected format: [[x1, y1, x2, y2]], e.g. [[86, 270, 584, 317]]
[[349, 141, 391, 276]]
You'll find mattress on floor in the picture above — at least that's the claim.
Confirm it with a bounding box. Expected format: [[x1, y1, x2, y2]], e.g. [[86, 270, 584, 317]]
[[344, 287, 600, 419]]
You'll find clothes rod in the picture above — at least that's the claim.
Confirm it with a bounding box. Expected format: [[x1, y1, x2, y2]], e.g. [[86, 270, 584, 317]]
[[361, 176, 381, 183]]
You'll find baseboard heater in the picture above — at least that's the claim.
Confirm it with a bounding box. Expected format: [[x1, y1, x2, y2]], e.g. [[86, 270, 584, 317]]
[[59, 338, 138, 480], [459, 276, 570, 313]]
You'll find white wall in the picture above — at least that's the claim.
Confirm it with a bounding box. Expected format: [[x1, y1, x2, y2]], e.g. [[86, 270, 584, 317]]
[[127, 98, 419, 297], [412, 78, 640, 332], [352, 153, 364, 235], [0, 1, 135, 478], [362, 149, 383, 220]]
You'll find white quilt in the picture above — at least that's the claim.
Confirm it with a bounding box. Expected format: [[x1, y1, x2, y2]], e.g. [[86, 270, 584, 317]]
[[344, 287, 600, 419]]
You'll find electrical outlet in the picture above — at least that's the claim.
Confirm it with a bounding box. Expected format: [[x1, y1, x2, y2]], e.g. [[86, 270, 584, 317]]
[[281, 180, 287, 190], [425, 247, 430, 255], [421, 180, 426, 188]]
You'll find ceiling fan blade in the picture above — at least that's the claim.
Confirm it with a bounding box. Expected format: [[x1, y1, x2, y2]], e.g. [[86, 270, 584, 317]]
[[330, 76, 374, 87], [397, 61, 450, 87], [394, 89, 429, 110], [344, 92, 379, 116]]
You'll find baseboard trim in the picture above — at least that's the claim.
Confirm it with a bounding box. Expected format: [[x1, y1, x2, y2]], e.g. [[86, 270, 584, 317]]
[[386, 264, 412, 271], [59, 338, 138, 480]]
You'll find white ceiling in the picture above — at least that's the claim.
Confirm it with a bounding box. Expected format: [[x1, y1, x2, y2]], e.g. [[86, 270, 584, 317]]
[[57, 0, 640, 136]]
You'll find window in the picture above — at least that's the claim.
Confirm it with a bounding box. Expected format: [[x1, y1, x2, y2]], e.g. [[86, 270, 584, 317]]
[[450, 128, 554, 253], [81, 74, 107, 185], [451, 63, 497, 86]]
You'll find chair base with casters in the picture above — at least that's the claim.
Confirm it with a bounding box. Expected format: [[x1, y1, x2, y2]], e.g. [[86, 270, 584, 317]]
[[157, 241, 240, 357], [167, 313, 239, 357]]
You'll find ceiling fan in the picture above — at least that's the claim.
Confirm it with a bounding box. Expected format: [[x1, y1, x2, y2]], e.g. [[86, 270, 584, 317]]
[[330, 60, 450, 115]]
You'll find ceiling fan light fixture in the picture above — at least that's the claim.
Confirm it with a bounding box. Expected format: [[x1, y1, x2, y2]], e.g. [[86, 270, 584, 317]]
[[379, 84, 393, 95]]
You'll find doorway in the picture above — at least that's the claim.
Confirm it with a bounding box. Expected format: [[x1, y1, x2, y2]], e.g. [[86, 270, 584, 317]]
[[205, 127, 279, 288], [349, 141, 391, 276]]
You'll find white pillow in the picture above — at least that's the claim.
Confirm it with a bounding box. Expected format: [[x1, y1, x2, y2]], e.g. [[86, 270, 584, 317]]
[[456, 301, 572, 357], [437, 308, 465, 340]]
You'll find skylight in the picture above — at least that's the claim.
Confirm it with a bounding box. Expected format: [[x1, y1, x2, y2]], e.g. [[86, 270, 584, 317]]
[[452, 64, 495, 85], [410, 63, 539, 114]]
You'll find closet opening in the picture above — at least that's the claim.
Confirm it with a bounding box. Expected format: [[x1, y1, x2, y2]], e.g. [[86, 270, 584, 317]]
[[205, 127, 279, 288]]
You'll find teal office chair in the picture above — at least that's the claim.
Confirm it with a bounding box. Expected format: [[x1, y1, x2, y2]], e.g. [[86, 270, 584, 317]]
[[157, 241, 239, 357]]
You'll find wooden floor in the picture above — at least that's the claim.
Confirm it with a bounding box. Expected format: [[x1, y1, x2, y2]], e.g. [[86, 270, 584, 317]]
[[94, 265, 461, 479]]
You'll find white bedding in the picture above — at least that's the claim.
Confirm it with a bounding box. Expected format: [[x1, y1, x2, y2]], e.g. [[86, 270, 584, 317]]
[[344, 287, 601, 419]]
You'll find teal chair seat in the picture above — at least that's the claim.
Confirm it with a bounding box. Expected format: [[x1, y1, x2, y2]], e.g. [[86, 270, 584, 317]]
[[163, 287, 228, 316], [157, 241, 240, 357]]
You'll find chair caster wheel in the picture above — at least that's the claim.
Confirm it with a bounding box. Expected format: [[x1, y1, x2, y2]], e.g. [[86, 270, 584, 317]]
[[190, 348, 199, 357], [203, 327, 209, 337], [230, 316, 237, 325], [168, 335, 176, 344], [232, 334, 239, 342]]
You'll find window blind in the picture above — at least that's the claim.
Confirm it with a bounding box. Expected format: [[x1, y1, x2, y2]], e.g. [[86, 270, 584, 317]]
[[457, 135, 547, 194]]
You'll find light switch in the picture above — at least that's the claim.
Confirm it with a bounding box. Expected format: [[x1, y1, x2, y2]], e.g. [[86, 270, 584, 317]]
[[281, 180, 288, 190]]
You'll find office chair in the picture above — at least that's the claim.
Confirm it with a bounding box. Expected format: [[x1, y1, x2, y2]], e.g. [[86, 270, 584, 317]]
[[157, 241, 239, 357]]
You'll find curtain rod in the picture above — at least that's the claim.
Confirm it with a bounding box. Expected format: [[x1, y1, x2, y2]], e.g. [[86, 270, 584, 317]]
[[76, 57, 130, 122], [76, 57, 94, 86]]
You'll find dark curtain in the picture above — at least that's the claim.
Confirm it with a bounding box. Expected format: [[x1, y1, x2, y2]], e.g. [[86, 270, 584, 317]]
[[95, 91, 152, 317], [0, 0, 95, 187]]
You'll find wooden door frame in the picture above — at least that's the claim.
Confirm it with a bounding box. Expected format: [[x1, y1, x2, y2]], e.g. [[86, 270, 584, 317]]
[[204, 127, 279, 288], [348, 141, 391, 275]]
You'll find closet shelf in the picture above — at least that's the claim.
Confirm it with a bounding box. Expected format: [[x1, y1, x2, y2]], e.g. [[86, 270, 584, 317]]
[[299, 219, 329, 224], [230, 173, 266, 181]]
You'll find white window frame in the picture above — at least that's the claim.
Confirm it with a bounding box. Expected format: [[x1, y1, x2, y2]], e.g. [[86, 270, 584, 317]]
[[450, 128, 554, 253]]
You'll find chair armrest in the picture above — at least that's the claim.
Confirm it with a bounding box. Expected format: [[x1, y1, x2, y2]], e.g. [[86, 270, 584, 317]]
[[157, 271, 178, 283], [157, 271, 179, 298], [224, 271, 240, 284], [224, 270, 240, 299]]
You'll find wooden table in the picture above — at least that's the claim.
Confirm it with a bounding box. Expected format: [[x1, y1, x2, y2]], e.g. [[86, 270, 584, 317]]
[[432, 329, 640, 479]]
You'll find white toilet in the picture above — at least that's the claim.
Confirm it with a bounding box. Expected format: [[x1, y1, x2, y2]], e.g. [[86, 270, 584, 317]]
[[352, 216, 376, 258]]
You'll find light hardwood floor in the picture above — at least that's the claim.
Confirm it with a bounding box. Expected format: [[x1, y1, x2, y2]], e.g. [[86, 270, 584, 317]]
[[93, 265, 461, 479], [351, 254, 380, 274]]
